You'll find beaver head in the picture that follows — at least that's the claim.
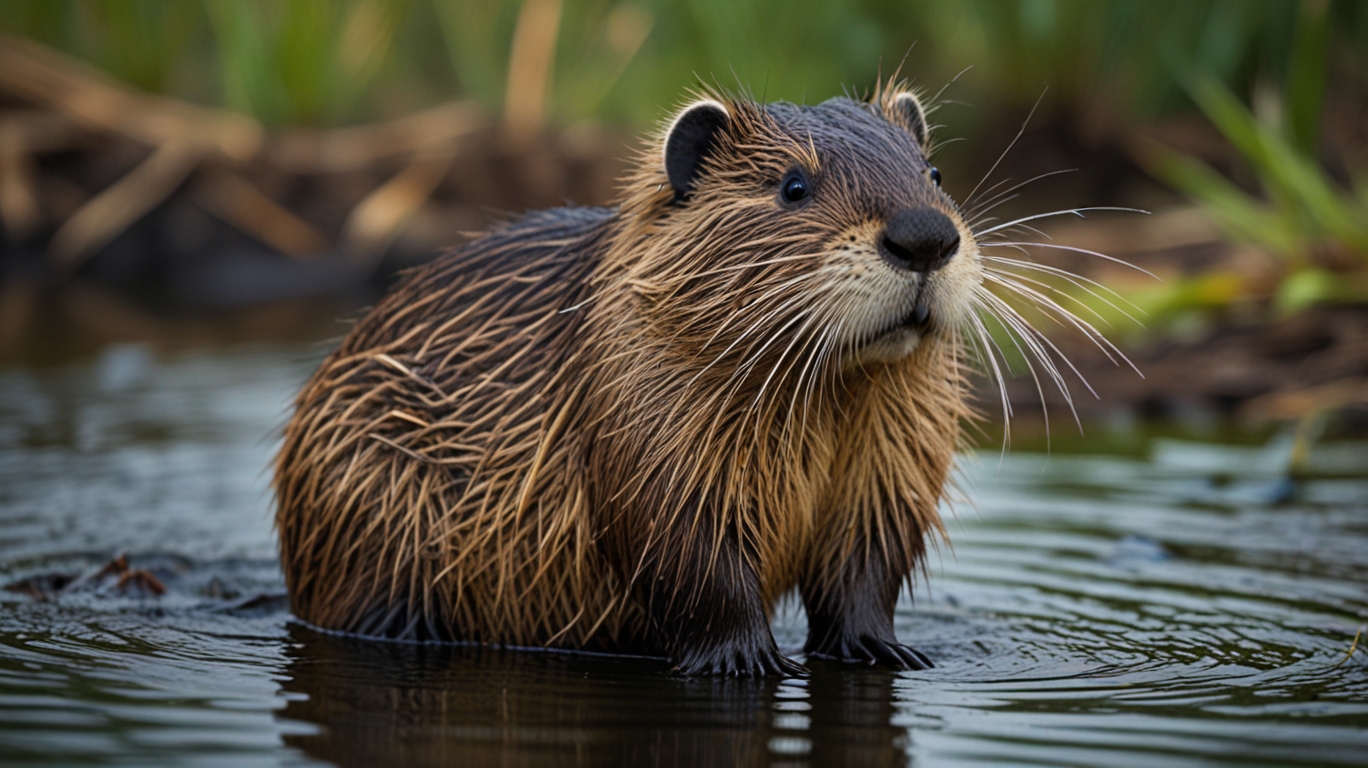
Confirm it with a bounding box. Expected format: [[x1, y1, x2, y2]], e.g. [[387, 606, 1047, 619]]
[[611, 86, 981, 390]]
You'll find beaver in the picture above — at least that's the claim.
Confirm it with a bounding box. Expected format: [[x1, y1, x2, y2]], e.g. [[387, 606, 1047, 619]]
[[274, 81, 983, 676]]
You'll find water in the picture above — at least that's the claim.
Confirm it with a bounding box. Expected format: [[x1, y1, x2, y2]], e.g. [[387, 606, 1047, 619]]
[[1, 342, 1365, 767]]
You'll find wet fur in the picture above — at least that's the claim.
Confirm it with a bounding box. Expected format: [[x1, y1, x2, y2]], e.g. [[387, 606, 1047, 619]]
[[275, 84, 978, 674]]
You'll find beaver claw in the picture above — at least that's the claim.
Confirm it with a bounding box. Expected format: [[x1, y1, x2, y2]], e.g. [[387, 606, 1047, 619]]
[[807, 634, 934, 671], [672, 643, 809, 677]]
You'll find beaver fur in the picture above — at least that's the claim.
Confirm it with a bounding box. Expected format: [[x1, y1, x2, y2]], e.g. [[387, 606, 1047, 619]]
[[275, 81, 983, 676]]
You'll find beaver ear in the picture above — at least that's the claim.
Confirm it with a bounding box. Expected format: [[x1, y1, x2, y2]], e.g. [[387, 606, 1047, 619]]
[[664, 100, 729, 199], [886, 91, 930, 151]]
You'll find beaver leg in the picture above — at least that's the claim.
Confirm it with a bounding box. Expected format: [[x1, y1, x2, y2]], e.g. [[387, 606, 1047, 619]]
[[800, 555, 933, 670], [660, 550, 807, 677], [621, 508, 806, 677]]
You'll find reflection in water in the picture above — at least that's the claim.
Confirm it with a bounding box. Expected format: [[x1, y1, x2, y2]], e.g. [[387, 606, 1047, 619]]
[[805, 666, 907, 768], [280, 626, 908, 767], [1, 343, 1366, 766]]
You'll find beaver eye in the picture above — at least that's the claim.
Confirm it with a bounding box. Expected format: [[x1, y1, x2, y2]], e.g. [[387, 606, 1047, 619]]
[[780, 172, 809, 204], [930, 167, 942, 187]]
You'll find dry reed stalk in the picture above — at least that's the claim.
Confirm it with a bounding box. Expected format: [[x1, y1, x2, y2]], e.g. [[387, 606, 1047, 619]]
[[0, 120, 41, 239], [602, 4, 653, 89], [0, 33, 264, 161], [266, 102, 486, 174], [1241, 378, 1368, 421], [0, 35, 494, 270], [0, 110, 83, 153], [192, 168, 329, 260], [48, 143, 202, 269], [504, 0, 563, 145], [342, 145, 454, 261]]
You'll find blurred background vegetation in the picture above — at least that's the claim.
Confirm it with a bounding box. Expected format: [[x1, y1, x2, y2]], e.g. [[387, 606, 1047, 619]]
[[2, 0, 1363, 129], [1, 0, 1366, 418], [3, 1, 1366, 307]]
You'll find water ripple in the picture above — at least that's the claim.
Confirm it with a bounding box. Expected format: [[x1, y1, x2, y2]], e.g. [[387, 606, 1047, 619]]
[[0, 344, 1365, 766]]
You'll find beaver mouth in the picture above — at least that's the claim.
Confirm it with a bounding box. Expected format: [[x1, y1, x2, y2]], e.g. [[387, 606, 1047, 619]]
[[862, 299, 934, 348], [901, 302, 933, 332], [882, 275, 937, 340]]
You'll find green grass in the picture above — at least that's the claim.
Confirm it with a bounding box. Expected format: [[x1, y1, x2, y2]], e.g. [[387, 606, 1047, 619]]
[[3, 0, 1364, 130], [1139, 0, 1368, 318]]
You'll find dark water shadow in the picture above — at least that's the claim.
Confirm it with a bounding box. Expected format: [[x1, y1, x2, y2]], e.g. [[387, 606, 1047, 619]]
[[279, 625, 912, 767]]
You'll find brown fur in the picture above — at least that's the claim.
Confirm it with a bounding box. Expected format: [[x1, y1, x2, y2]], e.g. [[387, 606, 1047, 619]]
[[275, 83, 980, 674]]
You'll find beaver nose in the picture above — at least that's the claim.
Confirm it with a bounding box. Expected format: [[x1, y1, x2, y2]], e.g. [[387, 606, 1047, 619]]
[[880, 208, 960, 273]]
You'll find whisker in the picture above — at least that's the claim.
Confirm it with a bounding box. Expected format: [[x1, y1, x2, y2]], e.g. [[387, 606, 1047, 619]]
[[967, 194, 1020, 229], [755, 312, 828, 448], [983, 273, 1141, 378], [985, 272, 1108, 345], [984, 257, 1146, 322], [816, 310, 849, 427], [967, 308, 1014, 413], [978, 289, 1087, 433], [972, 215, 1059, 245], [929, 65, 973, 107], [983, 223, 1052, 241], [798, 302, 842, 413], [927, 136, 966, 156], [974, 207, 1149, 238], [710, 306, 815, 419], [981, 288, 1073, 394], [984, 268, 1118, 328], [964, 87, 1047, 206], [967, 312, 1013, 456], [965, 169, 1078, 219], [980, 239, 1159, 280], [966, 180, 1018, 215], [977, 293, 1058, 439]]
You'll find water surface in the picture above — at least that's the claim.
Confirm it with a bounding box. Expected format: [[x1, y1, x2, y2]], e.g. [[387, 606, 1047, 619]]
[[1, 343, 1364, 766]]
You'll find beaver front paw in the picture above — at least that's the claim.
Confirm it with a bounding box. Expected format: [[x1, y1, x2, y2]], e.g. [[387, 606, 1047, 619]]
[[807, 633, 933, 671], [672, 638, 808, 677]]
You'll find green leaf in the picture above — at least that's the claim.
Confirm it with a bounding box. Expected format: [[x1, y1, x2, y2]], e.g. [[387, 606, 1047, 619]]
[[1277, 267, 1338, 313], [1147, 143, 1298, 256], [1285, 0, 1329, 156], [1181, 72, 1368, 260]]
